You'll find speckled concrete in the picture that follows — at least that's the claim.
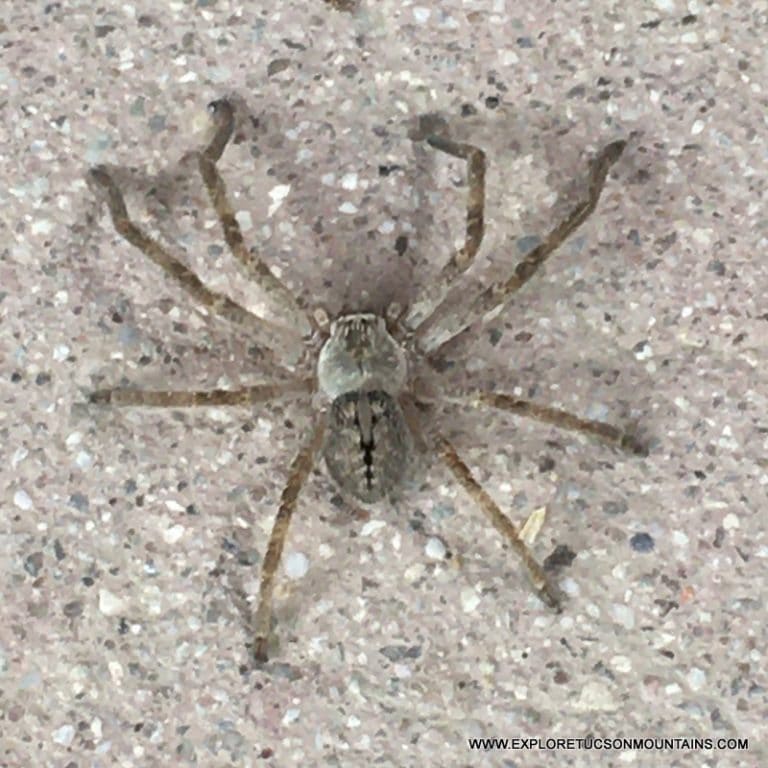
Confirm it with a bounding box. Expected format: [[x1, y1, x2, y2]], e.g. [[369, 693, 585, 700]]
[[1, 1, 766, 766]]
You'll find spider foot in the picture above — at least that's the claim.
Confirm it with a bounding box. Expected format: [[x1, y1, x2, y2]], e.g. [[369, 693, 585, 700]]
[[207, 97, 234, 123], [86, 166, 130, 221], [407, 112, 449, 143], [89, 389, 113, 405], [543, 544, 577, 572], [87, 164, 110, 187], [252, 636, 270, 665], [620, 432, 650, 457], [600, 139, 627, 165], [86, 165, 121, 199], [203, 99, 236, 162], [538, 581, 564, 613]]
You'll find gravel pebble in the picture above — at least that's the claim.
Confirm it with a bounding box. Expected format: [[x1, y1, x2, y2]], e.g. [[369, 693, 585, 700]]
[[424, 537, 446, 560], [284, 552, 310, 580]]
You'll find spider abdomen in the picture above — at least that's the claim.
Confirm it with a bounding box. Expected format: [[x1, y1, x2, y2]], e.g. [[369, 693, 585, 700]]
[[323, 390, 411, 503]]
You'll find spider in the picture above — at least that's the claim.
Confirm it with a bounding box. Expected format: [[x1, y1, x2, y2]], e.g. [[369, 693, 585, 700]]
[[88, 98, 646, 662]]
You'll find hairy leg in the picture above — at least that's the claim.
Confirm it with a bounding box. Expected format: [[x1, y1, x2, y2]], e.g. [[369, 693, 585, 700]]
[[438, 435, 561, 610], [253, 417, 326, 663], [197, 100, 315, 338], [447, 390, 648, 456], [88, 166, 293, 363], [420, 140, 626, 356], [90, 378, 314, 407], [404, 134, 486, 330]]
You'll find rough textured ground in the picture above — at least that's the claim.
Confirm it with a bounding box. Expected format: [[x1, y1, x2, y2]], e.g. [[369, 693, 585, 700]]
[[1, 1, 766, 766]]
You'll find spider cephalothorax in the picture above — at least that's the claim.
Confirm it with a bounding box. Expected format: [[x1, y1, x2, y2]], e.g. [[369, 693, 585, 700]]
[[89, 97, 645, 662], [317, 313, 408, 400]]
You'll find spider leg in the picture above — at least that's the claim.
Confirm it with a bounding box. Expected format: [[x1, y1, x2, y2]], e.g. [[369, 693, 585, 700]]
[[197, 100, 316, 338], [253, 416, 326, 663], [404, 135, 486, 330], [89, 378, 314, 407], [437, 435, 561, 611], [447, 391, 648, 456], [323, 0, 357, 10], [419, 140, 626, 356], [88, 166, 295, 368]]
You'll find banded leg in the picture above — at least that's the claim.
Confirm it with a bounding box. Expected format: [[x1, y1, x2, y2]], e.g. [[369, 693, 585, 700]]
[[422, 140, 626, 355], [88, 166, 292, 364], [450, 391, 647, 455], [404, 135, 486, 329], [437, 436, 561, 610], [197, 100, 315, 338], [253, 417, 326, 663], [89, 378, 314, 407]]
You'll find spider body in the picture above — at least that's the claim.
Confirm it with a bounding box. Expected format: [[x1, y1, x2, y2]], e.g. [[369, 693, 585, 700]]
[[89, 98, 644, 662]]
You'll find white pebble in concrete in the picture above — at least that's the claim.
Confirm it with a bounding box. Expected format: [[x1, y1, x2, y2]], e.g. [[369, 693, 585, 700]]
[[268, 184, 290, 216], [163, 524, 185, 544], [723, 513, 740, 530], [461, 587, 481, 613], [284, 551, 309, 580], [575, 681, 618, 712], [610, 655, 632, 674], [235, 210, 253, 231], [98, 589, 126, 616], [424, 537, 446, 560], [65, 431, 82, 448], [610, 603, 635, 630], [13, 490, 33, 510], [687, 666, 706, 691], [282, 707, 300, 725], [52, 724, 75, 747], [340, 172, 358, 190], [361, 520, 386, 537]]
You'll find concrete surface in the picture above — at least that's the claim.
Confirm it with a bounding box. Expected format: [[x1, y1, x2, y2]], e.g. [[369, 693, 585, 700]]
[[1, 1, 766, 766]]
